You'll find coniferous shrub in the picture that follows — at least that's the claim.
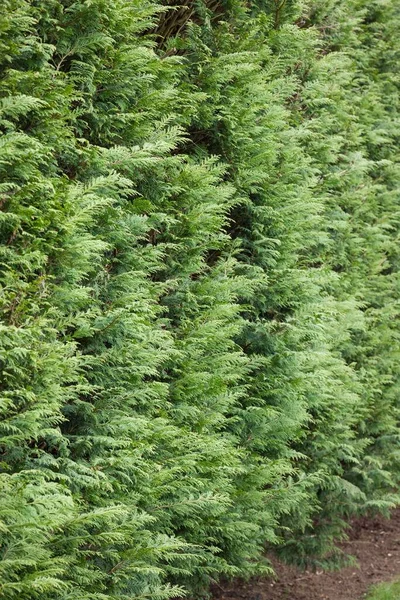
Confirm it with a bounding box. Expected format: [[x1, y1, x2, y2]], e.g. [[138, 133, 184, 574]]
[[0, 0, 399, 597]]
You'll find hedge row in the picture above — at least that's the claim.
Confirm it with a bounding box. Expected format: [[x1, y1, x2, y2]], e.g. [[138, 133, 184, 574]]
[[0, 1, 399, 598]]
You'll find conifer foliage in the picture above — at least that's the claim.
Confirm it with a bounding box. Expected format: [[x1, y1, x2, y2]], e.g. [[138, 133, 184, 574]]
[[0, 0, 399, 597]]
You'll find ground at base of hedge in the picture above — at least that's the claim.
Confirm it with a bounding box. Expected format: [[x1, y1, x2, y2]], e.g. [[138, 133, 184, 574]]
[[212, 509, 400, 600]]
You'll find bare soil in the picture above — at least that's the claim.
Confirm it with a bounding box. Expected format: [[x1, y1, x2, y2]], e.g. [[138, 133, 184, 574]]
[[212, 509, 400, 600]]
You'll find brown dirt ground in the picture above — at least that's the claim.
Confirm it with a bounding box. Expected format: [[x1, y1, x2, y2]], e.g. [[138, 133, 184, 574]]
[[212, 509, 400, 600]]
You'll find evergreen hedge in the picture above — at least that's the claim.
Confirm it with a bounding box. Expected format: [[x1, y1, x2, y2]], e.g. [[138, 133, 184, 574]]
[[0, 0, 399, 598]]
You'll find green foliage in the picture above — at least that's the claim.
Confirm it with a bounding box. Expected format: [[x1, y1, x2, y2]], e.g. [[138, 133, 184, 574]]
[[0, 0, 399, 597], [367, 579, 400, 600]]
